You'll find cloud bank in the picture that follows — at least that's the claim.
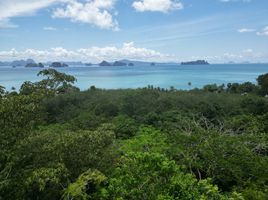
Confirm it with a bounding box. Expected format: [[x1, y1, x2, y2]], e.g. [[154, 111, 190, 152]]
[[0, 42, 174, 62]]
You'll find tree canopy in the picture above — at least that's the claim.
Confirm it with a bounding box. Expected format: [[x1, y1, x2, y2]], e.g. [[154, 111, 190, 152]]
[[1, 70, 268, 200]]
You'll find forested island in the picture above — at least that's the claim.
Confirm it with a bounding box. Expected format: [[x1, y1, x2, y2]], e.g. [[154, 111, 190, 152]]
[[181, 60, 209, 65], [49, 62, 69, 68], [1, 69, 268, 200], [99, 60, 134, 66], [25, 62, 44, 68]]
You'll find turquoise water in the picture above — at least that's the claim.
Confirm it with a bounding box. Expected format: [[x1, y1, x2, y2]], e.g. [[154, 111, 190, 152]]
[[0, 64, 267, 91]]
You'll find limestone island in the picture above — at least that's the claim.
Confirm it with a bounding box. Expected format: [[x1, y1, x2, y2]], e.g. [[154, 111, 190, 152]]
[[99, 61, 129, 67], [181, 60, 209, 65], [25, 62, 44, 68], [99, 61, 111, 66], [113, 61, 127, 66], [49, 62, 69, 68]]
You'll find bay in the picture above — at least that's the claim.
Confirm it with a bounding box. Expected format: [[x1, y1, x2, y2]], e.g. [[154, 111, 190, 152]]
[[0, 64, 267, 91]]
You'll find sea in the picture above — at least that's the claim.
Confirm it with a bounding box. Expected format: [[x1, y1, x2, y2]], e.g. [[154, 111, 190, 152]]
[[0, 64, 267, 91]]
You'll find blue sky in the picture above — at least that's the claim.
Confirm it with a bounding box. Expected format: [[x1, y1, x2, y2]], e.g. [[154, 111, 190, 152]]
[[0, 0, 267, 63]]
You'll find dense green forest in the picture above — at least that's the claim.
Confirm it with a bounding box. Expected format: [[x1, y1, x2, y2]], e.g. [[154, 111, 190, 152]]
[[1, 69, 268, 200]]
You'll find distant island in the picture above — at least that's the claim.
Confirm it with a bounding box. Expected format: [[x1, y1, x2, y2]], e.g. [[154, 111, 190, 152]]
[[1, 59, 36, 67], [181, 60, 209, 65], [117, 60, 135, 66], [99, 61, 112, 66], [25, 62, 44, 68], [113, 61, 127, 66], [0, 59, 139, 67], [85, 63, 92, 66], [49, 62, 68, 68], [99, 60, 134, 67], [2, 59, 268, 68], [0, 58, 178, 67]]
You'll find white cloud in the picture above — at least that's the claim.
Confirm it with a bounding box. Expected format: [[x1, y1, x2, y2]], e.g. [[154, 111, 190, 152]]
[[0, 42, 174, 62], [237, 26, 268, 36], [237, 28, 255, 33], [132, 0, 183, 13], [43, 26, 57, 31], [52, 0, 119, 30], [257, 26, 268, 36], [0, 0, 58, 28], [0, 0, 119, 30]]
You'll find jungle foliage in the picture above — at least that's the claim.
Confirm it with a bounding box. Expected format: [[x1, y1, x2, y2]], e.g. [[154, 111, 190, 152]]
[[1, 69, 268, 200]]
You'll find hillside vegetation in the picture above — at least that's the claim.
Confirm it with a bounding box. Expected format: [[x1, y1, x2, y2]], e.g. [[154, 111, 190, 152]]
[[1, 69, 268, 200]]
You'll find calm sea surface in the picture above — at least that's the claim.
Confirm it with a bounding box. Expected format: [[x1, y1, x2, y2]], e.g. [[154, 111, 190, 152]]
[[0, 64, 267, 91]]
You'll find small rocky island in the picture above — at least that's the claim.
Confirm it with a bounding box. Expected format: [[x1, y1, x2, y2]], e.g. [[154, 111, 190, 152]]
[[85, 63, 92, 66], [113, 61, 127, 66], [13, 59, 35, 67], [99, 61, 111, 66], [181, 60, 209, 65], [49, 62, 68, 68], [25, 62, 44, 68], [99, 60, 129, 66]]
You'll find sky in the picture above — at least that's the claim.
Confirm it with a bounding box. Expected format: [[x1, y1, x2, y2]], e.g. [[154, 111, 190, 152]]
[[0, 0, 267, 63]]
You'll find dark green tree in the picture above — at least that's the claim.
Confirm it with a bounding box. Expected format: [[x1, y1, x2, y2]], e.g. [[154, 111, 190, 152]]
[[257, 73, 268, 95]]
